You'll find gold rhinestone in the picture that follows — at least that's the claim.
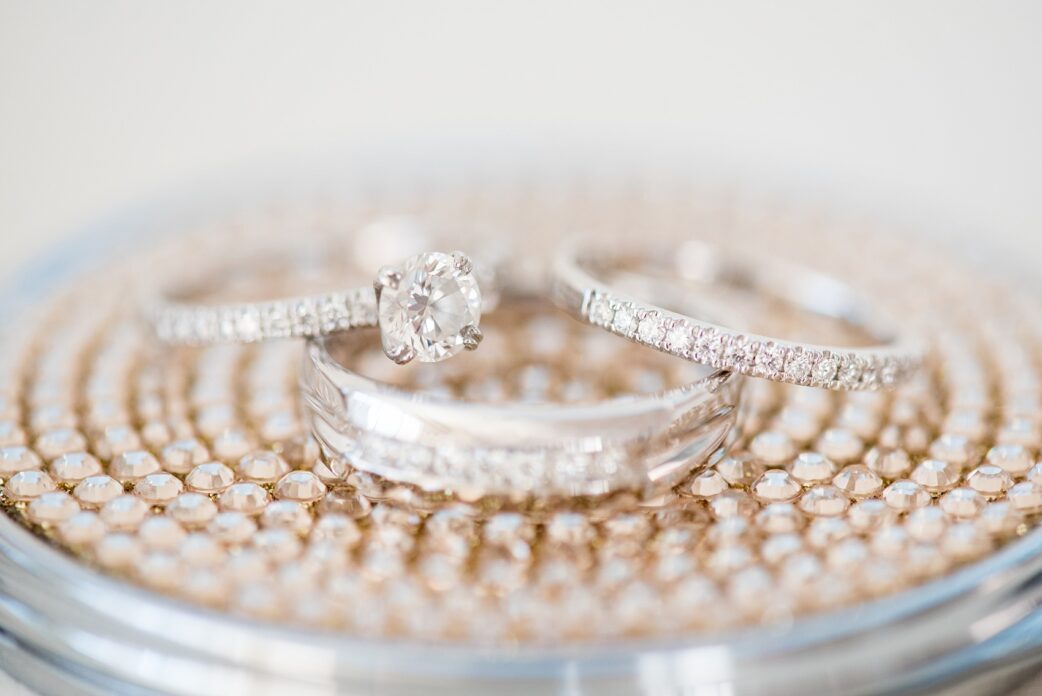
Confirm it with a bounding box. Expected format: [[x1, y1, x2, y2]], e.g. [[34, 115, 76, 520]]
[[166, 492, 218, 528], [208, 511, 258, 544], [4, 469, 57, 500], [33, 428, 88, 461], [910, 458, 961, 493], [0, 445, 43, 475], [161, 438, 210, 474], [965, 465, 1013, 498], [749, 431, 797, 465], [707, 489, 757, 519], [94, 533, 143, 569], [218, 482, 271, 514], [928, 434, 978, 468], [863, 447, 912, 479], [985, 444, 1034, 475], [50, 451, 103, 483], [883, 479, 931, 511], [134, 472, 184, 505], [185, 461, 235, 493], [0, 421, 26, 447], [847, 499, 895, 532], [179, 533, 224, 567], [788, 451, 836, 484], [311, 513, 362, 547], [237, 450, 290, 483], [815, 428, 864, 464], [832, 464, 883, 498], [260, 500, 312, 534], [714, 454, 764, 486], [797, 485, 850, 516], [1007, 481, 1042, 513], [751, 469, 801, 502], [100, 494, 149, 530], [755, 502, 805, 534], [57, 511, 105, 545], [73, 474, 123, 507], [274, 470, 327, 502], [138, 516, 187, 551], [905, 506, 948, 543], [317, 487, 372, 518], [92, 424, 143, 461], [687, 468, 727, 498], [977, 502, 1024, 537], [109, 450, 161, 481], [27, 491, 79, 524], [938, 487, 985, 519]]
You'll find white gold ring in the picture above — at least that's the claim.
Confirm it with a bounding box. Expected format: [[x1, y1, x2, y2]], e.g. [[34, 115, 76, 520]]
[[152, 250, 486, 365], [552, 239, 925, 391], [301, 297, 741, 499]]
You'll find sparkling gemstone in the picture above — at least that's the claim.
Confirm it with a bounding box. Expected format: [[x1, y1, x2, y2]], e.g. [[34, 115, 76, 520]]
[[237, 450, 290, 482], [134, 472, 184, 504], [377, 251, 482, 363], [832, 464, 883, 498], [587, 295, 614, 326], [752, 469, 801, 502], [610, 305, 637, 335], [910, 458, 960, 493], [186, 461, 235, 493], [166, 492, 218, 527], [663, 323, 693, 355], [636, 313, 665, 345], [58, 511, 105, 545], [100, 495, 149, 530], [73, 475, 123, 507], [50, 451, 103, 482], [939, 487, 986, 518], [27, 491, 79, 523], [789, 451, 837, 484], [109, 450, 161, 481], [965, 465, 1013, 498], [274, 470, 327, 502], [219, 482, 271, 514], [883, 479, 931, 511], [0, 445, 42, 475], [798, 485, 850, 516], [4, 470, 56, 500]]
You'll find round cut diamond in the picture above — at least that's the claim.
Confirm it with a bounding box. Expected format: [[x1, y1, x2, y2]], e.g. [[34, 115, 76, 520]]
[[377, 252, 482, 364]]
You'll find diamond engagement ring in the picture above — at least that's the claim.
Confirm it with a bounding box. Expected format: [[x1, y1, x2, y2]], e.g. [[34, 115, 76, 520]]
[[152, 250, 485, 364], [552, 239, 925, 390]]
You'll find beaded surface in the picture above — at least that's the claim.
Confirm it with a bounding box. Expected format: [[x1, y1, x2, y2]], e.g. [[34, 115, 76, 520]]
[[0, 187, 1039, 644]]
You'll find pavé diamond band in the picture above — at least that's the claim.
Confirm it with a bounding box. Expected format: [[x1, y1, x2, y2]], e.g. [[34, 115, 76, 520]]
[[152, 250, 486, 365], [552, 239, 925, 391]]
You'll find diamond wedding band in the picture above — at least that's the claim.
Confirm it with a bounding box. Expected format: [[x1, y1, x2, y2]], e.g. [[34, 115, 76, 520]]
[[553, 239, 925, 390], [301, 297, 741, 498], [152, 250, 485, 365]]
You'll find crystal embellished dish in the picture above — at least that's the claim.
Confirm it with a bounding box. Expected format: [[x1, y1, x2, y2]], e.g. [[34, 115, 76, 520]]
[[1, 175, 1042, 695]]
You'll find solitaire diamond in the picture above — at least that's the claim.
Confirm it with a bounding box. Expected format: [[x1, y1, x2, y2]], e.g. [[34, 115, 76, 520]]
[[376, 252, 482, 364]]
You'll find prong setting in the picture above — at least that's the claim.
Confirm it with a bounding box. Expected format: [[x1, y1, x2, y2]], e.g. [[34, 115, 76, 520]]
[[385, 344, 416, 365], [461, 324, 483, 351], [375, 266, 402, 291], [452, 251, 474, 275]]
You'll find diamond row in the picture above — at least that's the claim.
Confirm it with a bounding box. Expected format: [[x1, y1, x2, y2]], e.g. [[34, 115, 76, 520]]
[[585, 290, 921, 390], [351, 431, 639, 497], [155, 287, 378, 345]]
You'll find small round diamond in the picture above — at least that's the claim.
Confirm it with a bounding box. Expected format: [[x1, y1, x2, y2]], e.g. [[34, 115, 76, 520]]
[[377, 252, 482, 364]]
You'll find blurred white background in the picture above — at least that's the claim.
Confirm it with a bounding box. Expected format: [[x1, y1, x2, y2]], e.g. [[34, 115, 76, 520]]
[[1, 1, 1041, 285], [0, 3, 1041, 694]]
